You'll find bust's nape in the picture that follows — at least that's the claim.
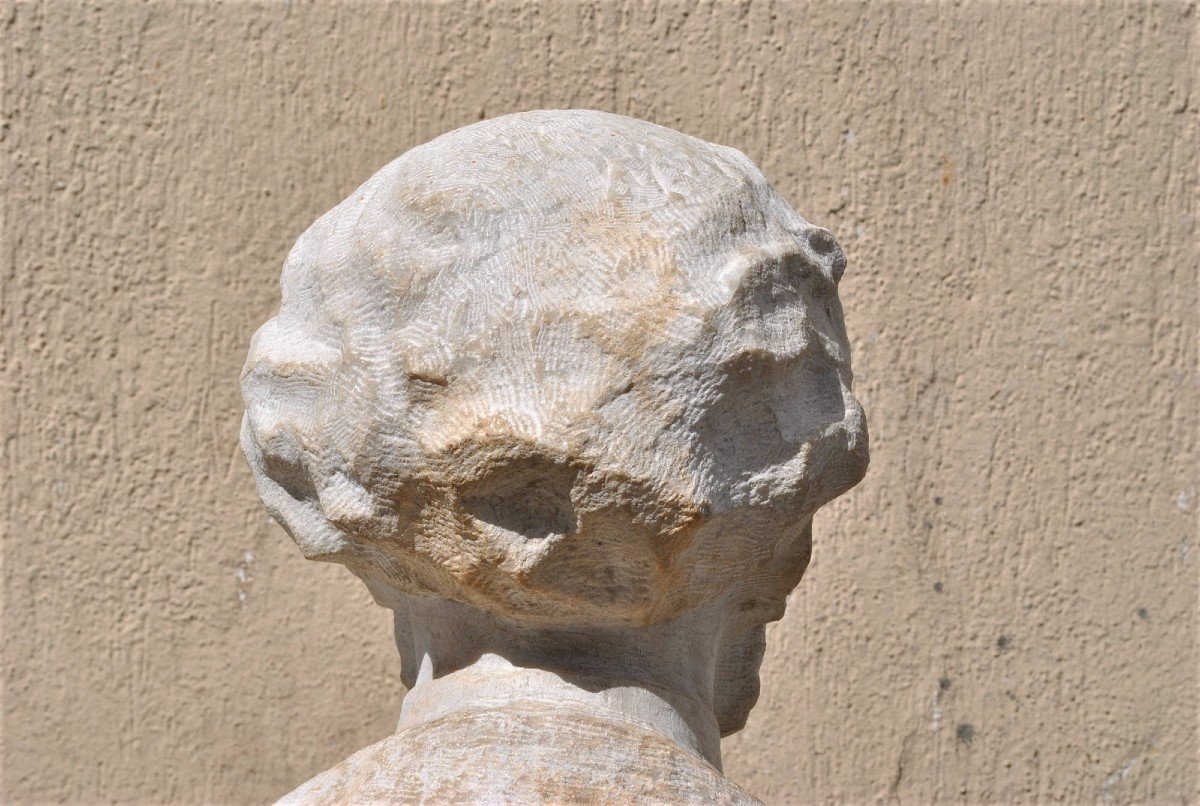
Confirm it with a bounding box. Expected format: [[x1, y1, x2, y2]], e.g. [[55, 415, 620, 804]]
[[243, 109, 868, 804]]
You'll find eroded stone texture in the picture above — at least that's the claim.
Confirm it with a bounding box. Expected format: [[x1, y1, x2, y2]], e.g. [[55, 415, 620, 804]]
[[242, 109, 868, 803], [280, 703, 757, 806]]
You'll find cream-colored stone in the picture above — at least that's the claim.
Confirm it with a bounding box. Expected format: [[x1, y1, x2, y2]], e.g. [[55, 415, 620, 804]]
[[4, 4, 1196, 804], [242, 110, 867, 802]]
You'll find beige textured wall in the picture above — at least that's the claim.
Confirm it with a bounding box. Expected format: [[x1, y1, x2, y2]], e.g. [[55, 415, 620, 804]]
[[3, 1, 1196, 803]]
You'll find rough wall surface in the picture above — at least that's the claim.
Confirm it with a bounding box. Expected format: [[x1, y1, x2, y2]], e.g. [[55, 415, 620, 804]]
[[2, 2, 1196, 803]]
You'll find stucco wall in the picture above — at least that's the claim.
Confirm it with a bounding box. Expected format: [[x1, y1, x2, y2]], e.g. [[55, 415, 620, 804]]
[[3, 2, 1196, 803]]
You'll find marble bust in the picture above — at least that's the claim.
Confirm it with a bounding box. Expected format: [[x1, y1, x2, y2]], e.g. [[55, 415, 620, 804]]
[[241, 109, 868, 804]]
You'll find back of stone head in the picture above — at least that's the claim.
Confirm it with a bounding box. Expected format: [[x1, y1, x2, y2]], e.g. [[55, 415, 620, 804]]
[[241, 109, 868, 630]]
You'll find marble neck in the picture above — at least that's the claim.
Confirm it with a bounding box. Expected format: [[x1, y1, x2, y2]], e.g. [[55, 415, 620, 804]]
[[389, 594, 727, 770]]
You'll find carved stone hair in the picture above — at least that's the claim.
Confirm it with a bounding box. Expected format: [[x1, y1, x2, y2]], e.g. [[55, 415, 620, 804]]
[[241, 109, 868, 733]]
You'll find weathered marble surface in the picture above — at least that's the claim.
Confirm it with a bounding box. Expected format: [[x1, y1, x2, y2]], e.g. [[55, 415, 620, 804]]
[[242, 109, 868, 803], [280, 701, 757, 805]]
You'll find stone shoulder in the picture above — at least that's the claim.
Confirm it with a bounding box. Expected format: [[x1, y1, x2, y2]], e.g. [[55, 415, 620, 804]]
[[278, 702, 761, 805]]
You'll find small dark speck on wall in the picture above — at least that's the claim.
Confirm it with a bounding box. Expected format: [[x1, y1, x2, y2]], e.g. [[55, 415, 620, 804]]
[[933, 581, 944, 593], [1137, 607, 1149, 620], [934, 496, 943, 505], [938, 676, 952, 691], [956, 723, 975, 745], [996, 635, 1011, 651]]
